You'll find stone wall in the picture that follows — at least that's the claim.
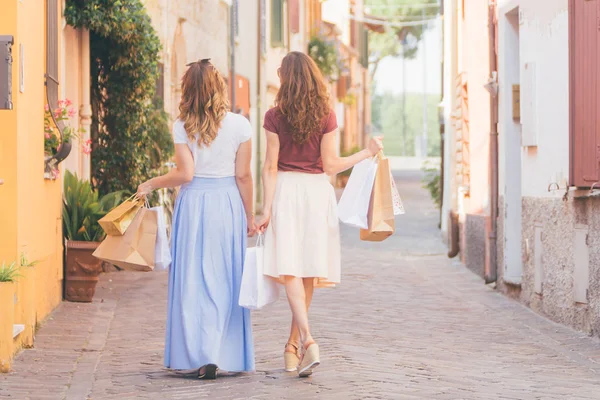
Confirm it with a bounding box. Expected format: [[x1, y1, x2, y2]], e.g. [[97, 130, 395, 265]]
[[497, 195, 600, 337]]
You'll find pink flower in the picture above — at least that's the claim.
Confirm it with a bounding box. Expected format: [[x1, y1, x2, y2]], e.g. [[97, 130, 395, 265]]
[[82, 139, 92, 155], [54, 108, 62, 118], [58, 100, 65, 107], [68, 108, 77, 118], [51, 168, 60, 179], [44, 132, 51, 139], [65, 99, 72, 106], [44, 104, 50, 112]]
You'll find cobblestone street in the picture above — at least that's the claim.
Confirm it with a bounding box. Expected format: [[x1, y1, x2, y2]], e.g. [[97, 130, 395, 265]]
[[2, 171, 600, 400]]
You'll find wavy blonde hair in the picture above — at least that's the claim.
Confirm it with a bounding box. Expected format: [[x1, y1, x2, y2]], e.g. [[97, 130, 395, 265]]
[[178, 60, 229, 147], [275, 51, 331, 144]]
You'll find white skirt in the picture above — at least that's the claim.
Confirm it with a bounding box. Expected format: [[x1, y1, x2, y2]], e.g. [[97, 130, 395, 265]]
[[263, 171, 341, 288]]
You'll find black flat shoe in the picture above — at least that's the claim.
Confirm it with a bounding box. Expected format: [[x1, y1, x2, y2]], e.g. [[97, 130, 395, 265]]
[[198, 364, 218, 380]]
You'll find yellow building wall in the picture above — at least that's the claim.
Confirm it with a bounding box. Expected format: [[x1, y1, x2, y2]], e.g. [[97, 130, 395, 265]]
[[0, 0, 64, 372]]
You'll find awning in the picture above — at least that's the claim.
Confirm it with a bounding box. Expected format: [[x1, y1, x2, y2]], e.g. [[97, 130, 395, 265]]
[[363, 14, 386, 34]]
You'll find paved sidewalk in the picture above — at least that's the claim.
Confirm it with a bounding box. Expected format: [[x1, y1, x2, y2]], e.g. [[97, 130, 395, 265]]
[[2, 171, 600, 399]]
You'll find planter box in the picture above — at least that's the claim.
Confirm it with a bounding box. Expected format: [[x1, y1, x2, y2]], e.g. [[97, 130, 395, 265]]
[[0, 282, 15, 373], [65, 241, 103, 303], [15, 267, 36, 348]]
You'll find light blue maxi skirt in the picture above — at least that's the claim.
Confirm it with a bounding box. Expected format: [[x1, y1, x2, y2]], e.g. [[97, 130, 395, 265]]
[[164, 177, 255, 372]]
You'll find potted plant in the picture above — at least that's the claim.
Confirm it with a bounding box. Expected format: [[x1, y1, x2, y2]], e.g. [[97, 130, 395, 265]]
[[337, 146, 361, 188], [0, 262, 19, 373], [44, 99, 85, 180], [308, 34, 342, 81], [63, 171, 124, 302]]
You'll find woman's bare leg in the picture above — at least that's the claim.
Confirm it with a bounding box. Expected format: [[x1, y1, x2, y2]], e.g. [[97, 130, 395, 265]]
[[283, 276, 315, 350], [286, 278, 315, 351]]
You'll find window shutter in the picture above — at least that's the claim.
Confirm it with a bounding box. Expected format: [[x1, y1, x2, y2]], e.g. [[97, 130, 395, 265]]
[[46, 0, 62, 131], [271, 0, 284, 47], [358, 23, 368, 69], [570, 0, 600, 187], [155, 63, 165, 103], [289, 0, 299, 34], [350, 18, 357, 49]]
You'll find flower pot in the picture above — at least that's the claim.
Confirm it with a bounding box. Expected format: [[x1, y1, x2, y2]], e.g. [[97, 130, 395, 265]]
[[53, 142, 72, 164], [0, 282, 15, 373], [65, 241, 103, 303]]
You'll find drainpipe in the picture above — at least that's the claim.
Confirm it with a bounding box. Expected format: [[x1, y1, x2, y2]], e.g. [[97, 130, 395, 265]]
[[484, 0, 499, 284]]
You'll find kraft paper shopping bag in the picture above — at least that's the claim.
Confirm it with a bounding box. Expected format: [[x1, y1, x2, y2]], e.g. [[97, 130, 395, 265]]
[[360, 155, 395, 242], [94, 207, 158, 271], [99, 196, 143, 236]]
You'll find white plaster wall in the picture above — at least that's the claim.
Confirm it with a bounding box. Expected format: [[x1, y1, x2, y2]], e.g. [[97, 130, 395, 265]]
[[322, 0, 350, 45], [498, 0, 569, 199], [144, 0, 230, 121], [441, 0, 458, 236]]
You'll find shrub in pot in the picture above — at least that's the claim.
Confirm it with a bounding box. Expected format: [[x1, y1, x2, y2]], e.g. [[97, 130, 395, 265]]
[[63, 171, 124, 302], [0, 262, 19, 372]]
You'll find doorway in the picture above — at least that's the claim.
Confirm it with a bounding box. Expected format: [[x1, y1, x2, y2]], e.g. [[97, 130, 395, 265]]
[[502, 7, 523, 284]]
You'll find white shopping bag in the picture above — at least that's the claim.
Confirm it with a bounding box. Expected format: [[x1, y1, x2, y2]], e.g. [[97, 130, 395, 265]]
[[337, 157, 379, 229], [239, 234, 280, 310], [390, 173, 405, 216], [151, 206, 172, 271]]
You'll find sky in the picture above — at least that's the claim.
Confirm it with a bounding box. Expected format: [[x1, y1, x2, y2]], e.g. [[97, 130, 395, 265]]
[[373, 18, 442, 96]]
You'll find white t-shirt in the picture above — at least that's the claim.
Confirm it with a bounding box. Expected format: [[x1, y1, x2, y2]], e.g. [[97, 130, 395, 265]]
[[173, 112, 252, 178]]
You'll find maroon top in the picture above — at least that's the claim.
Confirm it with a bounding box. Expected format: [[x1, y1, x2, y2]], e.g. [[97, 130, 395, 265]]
[[263, 107, 338, 174]]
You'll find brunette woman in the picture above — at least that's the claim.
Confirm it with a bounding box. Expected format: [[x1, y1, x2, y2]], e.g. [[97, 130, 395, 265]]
[[258, 51, 383, 377]]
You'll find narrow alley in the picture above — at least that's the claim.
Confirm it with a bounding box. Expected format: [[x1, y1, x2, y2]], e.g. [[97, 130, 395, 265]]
[[2, 168, 600, 400]]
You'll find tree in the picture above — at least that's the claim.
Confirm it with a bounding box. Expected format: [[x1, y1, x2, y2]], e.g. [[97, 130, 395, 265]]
[[365, 0, 439, 80], [65, 0, 173, 196]]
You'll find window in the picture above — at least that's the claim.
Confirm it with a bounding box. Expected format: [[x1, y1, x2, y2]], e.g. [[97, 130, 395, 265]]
[[271, 0, 284, 47], [569, 0, 600, 187]]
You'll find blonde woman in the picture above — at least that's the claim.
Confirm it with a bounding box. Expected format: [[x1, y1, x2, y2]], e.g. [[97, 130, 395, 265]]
[[137, 59, 256, 379], [258, 52, 383, 377]]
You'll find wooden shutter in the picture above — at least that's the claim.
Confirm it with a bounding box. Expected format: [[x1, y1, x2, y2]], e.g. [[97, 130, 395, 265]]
[[289, 0, 300, 34], [46, 0, 62, 131], [155, 63, 165, 103], [358, 23, 368, 68], [271, 0, 284, 47], [570, 0, 600, 187], [350, 18, 357, 49]]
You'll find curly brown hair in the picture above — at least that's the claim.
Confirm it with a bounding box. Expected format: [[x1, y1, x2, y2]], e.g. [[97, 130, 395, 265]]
[[178, 59, 229, 147], [275, 52, 331, 144]]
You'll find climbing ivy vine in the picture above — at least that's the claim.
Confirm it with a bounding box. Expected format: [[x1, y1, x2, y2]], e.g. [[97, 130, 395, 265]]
[[65, 0, 173, 195]]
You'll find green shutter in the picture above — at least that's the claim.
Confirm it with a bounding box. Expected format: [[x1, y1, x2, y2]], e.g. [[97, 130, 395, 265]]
[[271, 0, 284, 47], [358, 23, 369, 68]]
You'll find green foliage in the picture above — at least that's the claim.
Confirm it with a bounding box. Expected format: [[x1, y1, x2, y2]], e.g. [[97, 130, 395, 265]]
[[0, 262, 20, 283], [308, 35, 341, 80], [64, 0, 173, 196], [422, 162, 441, 209], [371, 91, 440, 157], [365, 0, 439, 77], [63, 170, 127, 242], [20, 253, 39, 268]]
